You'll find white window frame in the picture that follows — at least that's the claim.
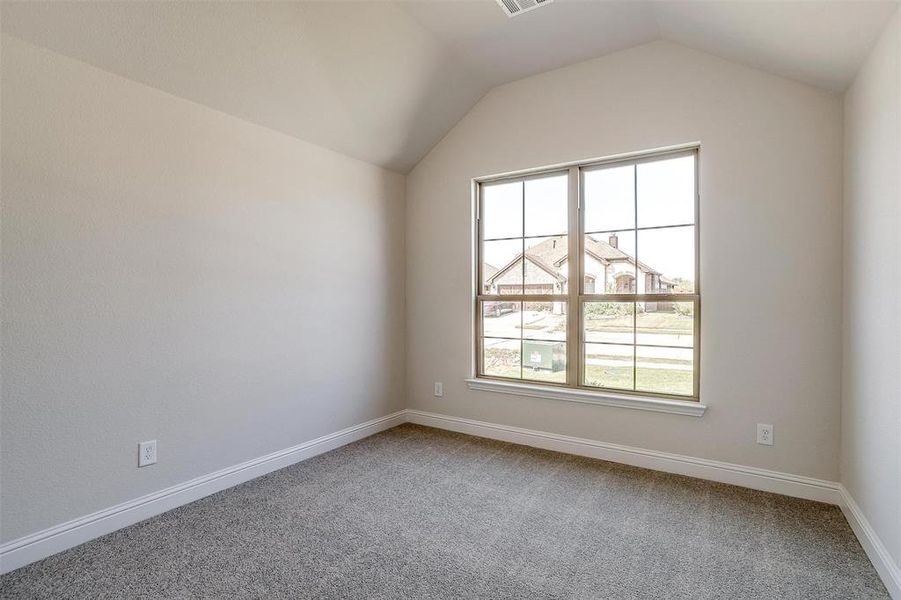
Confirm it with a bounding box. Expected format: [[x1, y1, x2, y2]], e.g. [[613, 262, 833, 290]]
[[470, 144, 705, 416]]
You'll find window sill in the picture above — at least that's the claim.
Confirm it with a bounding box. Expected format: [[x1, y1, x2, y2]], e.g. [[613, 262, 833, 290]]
[[464, 379, 707, 417]]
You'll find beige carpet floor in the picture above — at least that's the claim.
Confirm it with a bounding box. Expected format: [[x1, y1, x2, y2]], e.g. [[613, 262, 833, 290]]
[[0, 424, 889, 599]]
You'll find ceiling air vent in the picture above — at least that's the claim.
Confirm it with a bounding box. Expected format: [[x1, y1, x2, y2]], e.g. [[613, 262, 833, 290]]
[[496, 0, 554, 18]]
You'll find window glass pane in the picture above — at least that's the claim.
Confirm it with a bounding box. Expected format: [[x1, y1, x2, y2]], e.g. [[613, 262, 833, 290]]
[[584, 165, 634, 232], [522, 341, 566, 383], [584, 231, 636, 294], [525, 236, 567, 294], [583, 302, 633, 344], [636, 302, 694, 347], [483, 338, 521, 379], [584, 344, 634, 390], [637, 155, 694, 228], [636, 226, 694, 293], [522, 302, 566, 341], [481, 301, 522, 339], [482, 239, 523, 295], [482, 181, 522, 240], [635, 346, 693, 396], [524, 174, 567, 237]]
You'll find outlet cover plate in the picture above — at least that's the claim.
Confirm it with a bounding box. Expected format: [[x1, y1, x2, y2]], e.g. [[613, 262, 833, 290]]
[[139, 440, 157, 467], [757, 424, 774, 446]]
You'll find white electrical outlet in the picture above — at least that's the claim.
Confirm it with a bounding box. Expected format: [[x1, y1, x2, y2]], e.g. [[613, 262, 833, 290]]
[[434, 382, 443, 397], [138, 440, 157, 467], [757, 424, 774, 446]]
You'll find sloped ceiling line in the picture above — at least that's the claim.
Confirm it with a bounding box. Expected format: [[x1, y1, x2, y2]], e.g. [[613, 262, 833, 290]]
[[2, 0, 897, 173]]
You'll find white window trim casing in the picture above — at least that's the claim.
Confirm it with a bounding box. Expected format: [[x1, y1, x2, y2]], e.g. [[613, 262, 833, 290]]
[[470, 143, 704, 417]]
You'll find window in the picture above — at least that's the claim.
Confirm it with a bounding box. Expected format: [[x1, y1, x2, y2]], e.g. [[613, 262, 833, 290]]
[[475, 147, 699, 400]]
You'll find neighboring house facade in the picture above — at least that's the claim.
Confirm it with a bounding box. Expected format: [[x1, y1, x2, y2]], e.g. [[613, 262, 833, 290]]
[[484, 233, 676, 310]]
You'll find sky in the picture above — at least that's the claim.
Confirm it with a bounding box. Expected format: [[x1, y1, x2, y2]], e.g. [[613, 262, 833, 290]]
[[481, 155, 696, 282]]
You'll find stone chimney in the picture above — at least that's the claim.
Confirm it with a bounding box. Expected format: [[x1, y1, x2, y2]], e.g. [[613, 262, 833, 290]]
[[608, 233, 618, 249]]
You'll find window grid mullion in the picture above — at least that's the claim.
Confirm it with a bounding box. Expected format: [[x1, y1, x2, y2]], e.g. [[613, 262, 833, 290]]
[[567, 166, 581, 387], [579, 293, 699, 302], [632, 164, 638, 390], [476, 182, 483, 379], [519, 179, 524, 381], [520, 179, 525, 296], [479, 294, 568, 302]]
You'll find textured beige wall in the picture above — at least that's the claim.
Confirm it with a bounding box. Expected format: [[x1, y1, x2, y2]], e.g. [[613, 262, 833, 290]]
[[842, 7, 901, 573], [0, 35, 405, 543], [406, 41, 843, 481]]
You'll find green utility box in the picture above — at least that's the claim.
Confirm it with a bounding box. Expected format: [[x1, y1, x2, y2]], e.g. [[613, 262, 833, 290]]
[[522, 340, 565, 372]]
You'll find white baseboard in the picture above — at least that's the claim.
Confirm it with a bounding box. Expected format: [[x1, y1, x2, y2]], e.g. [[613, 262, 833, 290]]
[[405, 409, 842, 504], [7, 407, 896, 599], [0, 410, 406, 575], [839, 486, 901, 599]]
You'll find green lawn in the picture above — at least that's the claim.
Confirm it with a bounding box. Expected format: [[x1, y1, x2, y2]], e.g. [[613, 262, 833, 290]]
[[585, 350, 689, 366], [585, 311, 693, 336], [583, 364, 693, 396], [514, 309, 693, 338], [484, 347, 693, 396]]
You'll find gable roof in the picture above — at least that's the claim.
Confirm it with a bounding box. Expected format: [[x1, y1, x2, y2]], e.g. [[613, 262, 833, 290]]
[[486, 248, 566, 286], [482, 263, 499, 281], [485, 233, 665, 286], [526, 234, 660, 273]]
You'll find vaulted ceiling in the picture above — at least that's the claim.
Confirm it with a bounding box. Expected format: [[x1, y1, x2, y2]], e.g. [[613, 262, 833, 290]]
[[2, 1, 897, 173]]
